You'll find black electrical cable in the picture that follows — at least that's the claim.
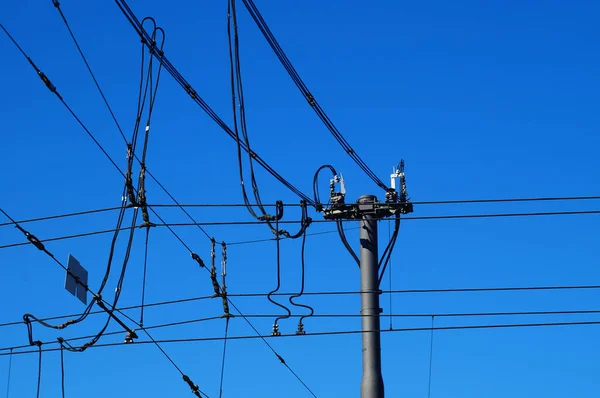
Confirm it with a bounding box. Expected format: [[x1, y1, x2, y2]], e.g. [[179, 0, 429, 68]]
[[388, 220, 393, 330], [4, 284, 600, 333], [35, 343, 42, 398], [337, 219, 360, 266], [240, 0, 388, 192], [289, 223, 315, 332], [378, 213, 401, 285], [219, 317, 230, 398], [227, 0, 270, 223], [1, 21, 210, 266], [58, 339, 65, 398], [114, 0, 314, 207], [0, 206, 122, 228], [51, 0, 128, 143], [224, 299, 318, 398], [267, 211, 292, 333], [6, 319, 600, 358]]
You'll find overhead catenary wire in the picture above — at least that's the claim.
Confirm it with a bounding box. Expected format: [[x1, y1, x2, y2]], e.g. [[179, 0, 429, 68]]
[[4, 307, 600, 352], [2, 193, 599, 229], [3, 282, 600, 332], [5, 207, 599, 250], [5, 318, 600, 358]]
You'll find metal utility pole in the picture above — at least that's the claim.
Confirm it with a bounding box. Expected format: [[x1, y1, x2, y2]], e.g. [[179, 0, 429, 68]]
[[322, 161, 413, 398], [358, 195, 384, 398]]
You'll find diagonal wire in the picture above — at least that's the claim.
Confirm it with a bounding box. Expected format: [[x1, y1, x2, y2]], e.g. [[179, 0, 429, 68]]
[[5, 349, 12, 398], [427, 316, 435, 398], [50, 3, 212, 242]]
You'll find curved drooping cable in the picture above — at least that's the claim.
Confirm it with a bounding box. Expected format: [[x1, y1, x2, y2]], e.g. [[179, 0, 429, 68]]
[[267, 204, 291, 335], [288, 215, 315, 334], [227, 0, 282, 233], [115, 1, 315, 207], [312, 164, 337, 210], [23, 25, 164, 351], [337, 219, 360, 266], [240, 0, 388, 192], [378, 212, 401, 285]]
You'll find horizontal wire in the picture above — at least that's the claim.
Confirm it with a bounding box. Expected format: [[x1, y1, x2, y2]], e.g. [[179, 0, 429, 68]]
[[3, 319, 600, 357], [2, 283, 599, 330], [2, 207, 596, 249], [2, 195, 598, 229]]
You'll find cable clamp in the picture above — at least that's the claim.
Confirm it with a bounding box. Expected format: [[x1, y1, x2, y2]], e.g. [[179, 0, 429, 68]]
[[191, 253, 205, 267], [182, 374, 201, 397]]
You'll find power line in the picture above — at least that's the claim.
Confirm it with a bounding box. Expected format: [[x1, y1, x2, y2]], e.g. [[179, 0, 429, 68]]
[[240, 0, 388, 192], [4, 207, 598, 250], [114, 0, 315, 207], [3, 282, 600, 330], [4, 319, 600, 357], [3, 194, 599, 229]]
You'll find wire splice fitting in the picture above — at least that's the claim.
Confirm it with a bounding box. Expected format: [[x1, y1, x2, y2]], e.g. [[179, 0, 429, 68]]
[[182, 374, 201, 397], [191, 253, 205, 267]]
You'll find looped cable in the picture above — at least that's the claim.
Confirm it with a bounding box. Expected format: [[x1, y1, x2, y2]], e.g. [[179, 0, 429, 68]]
[[289, 217, 314, 335], [268, 214, 291, 335]]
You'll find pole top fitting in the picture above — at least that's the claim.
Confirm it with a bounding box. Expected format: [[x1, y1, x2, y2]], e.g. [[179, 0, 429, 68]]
[[357, 194, 377, 204]]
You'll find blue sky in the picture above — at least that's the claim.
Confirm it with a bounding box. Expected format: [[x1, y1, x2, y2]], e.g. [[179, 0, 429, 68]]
[[1, 0, 599, 397]]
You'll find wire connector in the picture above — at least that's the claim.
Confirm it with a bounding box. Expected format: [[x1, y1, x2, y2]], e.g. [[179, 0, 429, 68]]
[[191, 252, 205, 268], [182, 374, 201, 397]]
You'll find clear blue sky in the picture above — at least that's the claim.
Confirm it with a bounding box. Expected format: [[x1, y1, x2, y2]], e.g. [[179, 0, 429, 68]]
[[1, 1, 599, 397]]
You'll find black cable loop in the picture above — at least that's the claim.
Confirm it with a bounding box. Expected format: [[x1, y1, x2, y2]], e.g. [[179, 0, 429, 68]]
[[289, 217, 314, 334], [313, 165, 338, 211], [267, 213, 292, 335]]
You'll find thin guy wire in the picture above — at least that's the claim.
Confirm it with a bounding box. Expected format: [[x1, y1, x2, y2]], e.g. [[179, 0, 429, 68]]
[[427, 316, 434, 398], [5, 348, 11, 398]]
